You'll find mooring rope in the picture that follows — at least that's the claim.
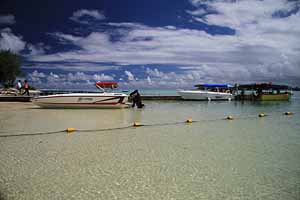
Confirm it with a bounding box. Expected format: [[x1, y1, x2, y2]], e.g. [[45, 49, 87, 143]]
[[0, 130, 65, 138]]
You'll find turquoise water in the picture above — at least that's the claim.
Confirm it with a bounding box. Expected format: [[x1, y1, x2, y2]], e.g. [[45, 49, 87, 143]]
[[0, 92, 299, 199], [135, 89, 179, 96]]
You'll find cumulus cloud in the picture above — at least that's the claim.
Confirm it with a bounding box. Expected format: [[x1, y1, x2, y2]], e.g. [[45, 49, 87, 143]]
[[125, 70, 135, 81], [31, 70, 46, 78], [0, 28, 45, 55], [27, 43, 46, 56], [146, 76, 152, 85], [146, 68, 165, 77], [70, 9, 105, 24], [0, 15, 16, 25], [0, 28, 26, 53], [93, 73, 114, 81], [26, 70, 115, 89]]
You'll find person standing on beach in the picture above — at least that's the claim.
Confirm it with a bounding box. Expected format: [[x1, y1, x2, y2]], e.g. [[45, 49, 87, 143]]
[[16, 80, 22, 94], [22, 80, 30, 96]]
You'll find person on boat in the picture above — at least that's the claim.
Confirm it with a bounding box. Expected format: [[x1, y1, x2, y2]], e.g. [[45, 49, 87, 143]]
[[22, 80, 30, 96], [129, 90, 144, 108]]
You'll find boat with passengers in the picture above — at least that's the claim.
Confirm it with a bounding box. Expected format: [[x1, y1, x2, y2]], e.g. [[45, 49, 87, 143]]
[[234, 82, 292, 101], [33, 82, 129, 108], [177, 84, 233, 101]]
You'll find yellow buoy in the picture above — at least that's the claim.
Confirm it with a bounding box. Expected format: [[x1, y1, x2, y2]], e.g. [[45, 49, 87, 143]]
[[133, 122, 142, 127], [186, 118, 193, 123], [258, 113, 265, 117], [226, 115, 234, 120], [66, 128, 75, 133], [284, 112, 293, 115]]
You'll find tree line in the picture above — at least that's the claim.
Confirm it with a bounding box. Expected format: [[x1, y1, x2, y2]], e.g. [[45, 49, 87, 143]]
[[0, 50, 22, 88]]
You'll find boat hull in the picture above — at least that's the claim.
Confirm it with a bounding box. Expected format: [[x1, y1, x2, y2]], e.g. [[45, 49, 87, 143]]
[[178, 90, 232, 100], [258, 93, 290, 101], [33, 93, 129, 109]]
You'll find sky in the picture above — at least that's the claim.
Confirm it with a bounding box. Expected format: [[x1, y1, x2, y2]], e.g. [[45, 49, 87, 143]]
[[0, 0, 300, 89]]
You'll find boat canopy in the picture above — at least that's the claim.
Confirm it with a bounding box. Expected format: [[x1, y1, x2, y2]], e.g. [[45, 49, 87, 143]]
[[236, 83, 290, 90], [194, 84, 233, 88], [96, 81, 118, 89]]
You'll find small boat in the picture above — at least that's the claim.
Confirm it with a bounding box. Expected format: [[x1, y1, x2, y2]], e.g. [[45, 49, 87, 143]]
[[33, 82, 129, 108], [177, 84, 233, 101]]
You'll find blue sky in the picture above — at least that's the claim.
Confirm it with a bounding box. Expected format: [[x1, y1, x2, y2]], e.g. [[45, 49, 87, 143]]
[[0, 0, 300, 89]]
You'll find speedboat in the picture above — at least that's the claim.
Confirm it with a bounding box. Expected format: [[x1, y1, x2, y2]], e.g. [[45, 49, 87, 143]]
[[33, 82, 129, 108], [177, 84, 233, 101]]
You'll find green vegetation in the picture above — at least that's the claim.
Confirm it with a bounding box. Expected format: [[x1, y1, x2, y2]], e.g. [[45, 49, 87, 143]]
[[0, 50, 22, 88]]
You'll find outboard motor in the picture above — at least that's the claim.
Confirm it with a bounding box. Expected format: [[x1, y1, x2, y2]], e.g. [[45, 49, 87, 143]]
[[129, 90, 144, 108]]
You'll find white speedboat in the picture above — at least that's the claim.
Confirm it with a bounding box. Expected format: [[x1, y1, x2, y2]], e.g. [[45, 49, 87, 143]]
[[178, 84, 233, 101], [33, 82, 129, 109]]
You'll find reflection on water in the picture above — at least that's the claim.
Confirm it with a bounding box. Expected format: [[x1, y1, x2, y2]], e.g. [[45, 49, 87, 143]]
[[0, 93, 300, 200]]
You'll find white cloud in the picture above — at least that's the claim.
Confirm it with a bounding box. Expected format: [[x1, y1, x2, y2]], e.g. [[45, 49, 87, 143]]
[[93, 73, 114, 81], [50, 32, 82, 43], [0, 28, 48, 56], [186, 8, 208, 16], [146, 68, 165, 77], [66, 72, 87, 81], [27, 43, 45, 56], [65, 71, 114, 83], [31, 70, 46, 78], [0, 15, 16, 25], [26, 70, 116, 89], [27, 70, 46, 84], [49, 72, 59, 79], [146, 76, 152, 85], [0, 28, 26, 53], [24, 62, 119, 73], [125, 70, 135, 81], [70, 9, 105, 24]]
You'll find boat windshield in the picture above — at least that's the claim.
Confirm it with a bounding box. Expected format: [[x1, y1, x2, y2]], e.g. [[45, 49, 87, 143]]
[[95, 82, 118, 92], [194, 84, 232, 93]]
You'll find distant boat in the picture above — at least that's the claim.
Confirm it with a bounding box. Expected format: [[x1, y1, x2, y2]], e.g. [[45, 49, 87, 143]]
[[234, 83, 291, 101], [33, 82, 129, 109], [177, 84, 233, 101]]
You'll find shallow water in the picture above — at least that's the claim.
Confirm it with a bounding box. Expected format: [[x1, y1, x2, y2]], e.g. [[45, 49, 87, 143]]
[[0, 92, 300, 200]]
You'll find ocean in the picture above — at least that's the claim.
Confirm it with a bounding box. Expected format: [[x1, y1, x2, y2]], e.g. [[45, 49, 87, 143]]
[[0, 92, 299, 199]]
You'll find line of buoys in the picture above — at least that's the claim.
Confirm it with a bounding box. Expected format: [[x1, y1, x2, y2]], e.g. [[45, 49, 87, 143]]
[[1, 111, 297, 138], [66, 111, 295, 132]]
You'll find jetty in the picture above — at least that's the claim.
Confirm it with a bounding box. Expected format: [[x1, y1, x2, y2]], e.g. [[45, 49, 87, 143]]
[[0, 95, 181, 102], [0, 96, 31, 102], [0, 88, 182, 102]]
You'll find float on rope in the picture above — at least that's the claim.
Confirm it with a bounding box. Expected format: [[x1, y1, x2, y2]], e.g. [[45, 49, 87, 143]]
[[66, 128, 76, 133], [226, 115, 234, 120], [133, 122, 142, 127], [186, 118, 193, 123], [284, 112, 293, 115]]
